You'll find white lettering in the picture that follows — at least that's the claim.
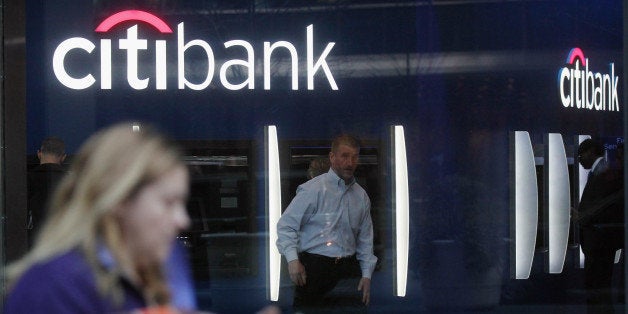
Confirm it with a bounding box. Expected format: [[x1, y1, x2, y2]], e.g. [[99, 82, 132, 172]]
[[52, 37, 96, 89], [585, 61, 594, 109], [574, 61, 582, 108], [53, 21, 338, 91], [560, 68, 570, 107], [264, 41, 298, 90], [558, 54, 620, 112], [177, 22, 214, 90], [101, 39, 112, 89], [594, 73, 602, 110], [119, 25, 149, 90], [610, 64, 619, 111], [307, 24, 337, 90], [220, 40, 255, 90], [156, 40, 167, 90]]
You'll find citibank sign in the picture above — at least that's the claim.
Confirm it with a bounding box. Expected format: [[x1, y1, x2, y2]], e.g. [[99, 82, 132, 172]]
[[52, 10, 338, 91], [558, 48, 619, 111]]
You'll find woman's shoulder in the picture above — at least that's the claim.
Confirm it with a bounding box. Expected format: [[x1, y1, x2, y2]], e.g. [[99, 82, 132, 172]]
[[4, 249, 105, 313], [23, 249, 93, 282]]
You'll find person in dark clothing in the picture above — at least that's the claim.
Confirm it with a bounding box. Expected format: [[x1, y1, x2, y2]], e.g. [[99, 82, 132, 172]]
[[575, 139, 624, 313], [27, 136, 67, 247]]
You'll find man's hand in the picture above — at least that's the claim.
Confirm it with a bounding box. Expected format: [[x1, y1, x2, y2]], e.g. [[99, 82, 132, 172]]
[[357, 277, 371, 305], [288, 259, 307, 286]]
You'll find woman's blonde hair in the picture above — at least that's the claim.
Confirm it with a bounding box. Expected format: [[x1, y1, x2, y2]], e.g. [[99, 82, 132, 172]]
[[7, 123, 185, 306]]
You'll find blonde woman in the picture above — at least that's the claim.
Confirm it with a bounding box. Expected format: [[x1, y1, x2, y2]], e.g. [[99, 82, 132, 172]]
[[5, 123, 193, 313]]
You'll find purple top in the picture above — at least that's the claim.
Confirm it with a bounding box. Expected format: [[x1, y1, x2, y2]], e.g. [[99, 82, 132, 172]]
[[4, 249, 144, 313], [4, 241, 196, 313]]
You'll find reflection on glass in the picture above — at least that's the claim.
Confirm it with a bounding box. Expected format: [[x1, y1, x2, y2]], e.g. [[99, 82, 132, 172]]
[[544, 133, 570, 274], [265, 126, 281, 301], [511, 131, 538, 279], [179, 139, 257, 309], [392, 126, 409, 296]]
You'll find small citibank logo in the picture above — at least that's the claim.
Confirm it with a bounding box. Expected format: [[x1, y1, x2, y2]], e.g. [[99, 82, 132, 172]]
[[53, 10, 338, 90], [558, 48, 619, 111]]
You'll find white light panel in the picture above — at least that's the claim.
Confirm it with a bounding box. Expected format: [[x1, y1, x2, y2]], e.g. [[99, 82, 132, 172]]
[[545, 133, 571, 274], [265, 125, 281, 301], [392, 125, 409, 297], [512, 131, 538, 279]]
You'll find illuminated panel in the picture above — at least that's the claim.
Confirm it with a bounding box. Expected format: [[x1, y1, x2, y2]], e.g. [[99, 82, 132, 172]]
[[95, 10, 173, 33], [264, 126, 281, 301], [510, 131, 538, 279], [544, 133, 571, 273], [576, 135, 591, 268], [391, 126, 409, 297]]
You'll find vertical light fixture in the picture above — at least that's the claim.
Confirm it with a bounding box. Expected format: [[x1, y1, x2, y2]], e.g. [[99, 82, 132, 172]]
[[510, 131, 538, 279], [576, 135, 591, 268], [391, 125, 409, 297], [544, 133, 571, 274], [265, 125, 281, 301]]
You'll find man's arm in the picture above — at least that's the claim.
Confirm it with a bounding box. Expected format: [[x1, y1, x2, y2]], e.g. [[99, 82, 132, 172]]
[[354, 196, 377, 305], [355, 196, 377, 279], [575, 190, 623, 225], [276, 185, 314, 285], [277, 186, 307, 259]]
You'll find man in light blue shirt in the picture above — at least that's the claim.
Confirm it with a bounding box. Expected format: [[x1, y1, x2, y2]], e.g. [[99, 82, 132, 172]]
[[276, 134, 377, 310]]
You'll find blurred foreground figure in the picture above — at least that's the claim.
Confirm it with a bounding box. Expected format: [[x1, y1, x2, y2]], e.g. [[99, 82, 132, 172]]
[[5, 123, 193, 313]]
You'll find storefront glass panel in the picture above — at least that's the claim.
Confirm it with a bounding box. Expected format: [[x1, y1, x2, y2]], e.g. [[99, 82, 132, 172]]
[[2, 0, 624, 313]]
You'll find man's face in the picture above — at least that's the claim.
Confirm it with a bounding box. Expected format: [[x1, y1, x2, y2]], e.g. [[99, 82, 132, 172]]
[[578, 148, 596, 170], [330, 144, 359, 182]]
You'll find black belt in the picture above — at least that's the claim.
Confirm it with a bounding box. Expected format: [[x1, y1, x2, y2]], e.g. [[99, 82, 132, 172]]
[[300, 252, 356, 264]]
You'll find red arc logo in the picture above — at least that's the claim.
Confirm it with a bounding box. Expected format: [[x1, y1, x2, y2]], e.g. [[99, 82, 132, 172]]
[[95, 10, 173, 33]]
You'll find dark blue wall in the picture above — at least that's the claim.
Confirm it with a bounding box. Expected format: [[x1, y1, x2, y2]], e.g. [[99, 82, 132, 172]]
[[26, 1, 623, 312]]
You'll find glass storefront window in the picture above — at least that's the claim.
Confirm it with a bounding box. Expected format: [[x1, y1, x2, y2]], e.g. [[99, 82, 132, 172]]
[[2, 0, 625, 313]]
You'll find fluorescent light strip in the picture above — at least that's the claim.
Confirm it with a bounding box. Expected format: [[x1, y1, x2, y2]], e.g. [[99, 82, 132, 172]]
[[546, 133, 571, 274], [393, 126, 409, 297], [512, 131, 538, 279], [577, 135, 591, 269], [266, 126, 282, 301]]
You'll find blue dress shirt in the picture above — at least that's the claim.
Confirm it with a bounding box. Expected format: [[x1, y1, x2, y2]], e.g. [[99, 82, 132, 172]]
[[276, 168, 378, 278]]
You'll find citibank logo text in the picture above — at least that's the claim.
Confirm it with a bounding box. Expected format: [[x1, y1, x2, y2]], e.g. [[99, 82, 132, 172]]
[[53, 10, 338, 91], [558, 48, 619, 112]]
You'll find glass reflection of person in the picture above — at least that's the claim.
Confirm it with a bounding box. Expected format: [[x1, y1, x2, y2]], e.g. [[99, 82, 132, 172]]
[[307, 157, 330, 179], [575, 139, 624, 310], [5, 124, 194, 313], [27, 136, 67, 248], [276, 134, 377, 312]]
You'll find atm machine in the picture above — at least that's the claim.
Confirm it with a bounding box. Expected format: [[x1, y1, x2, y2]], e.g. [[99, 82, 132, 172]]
[[179, 140, 257, 280]]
